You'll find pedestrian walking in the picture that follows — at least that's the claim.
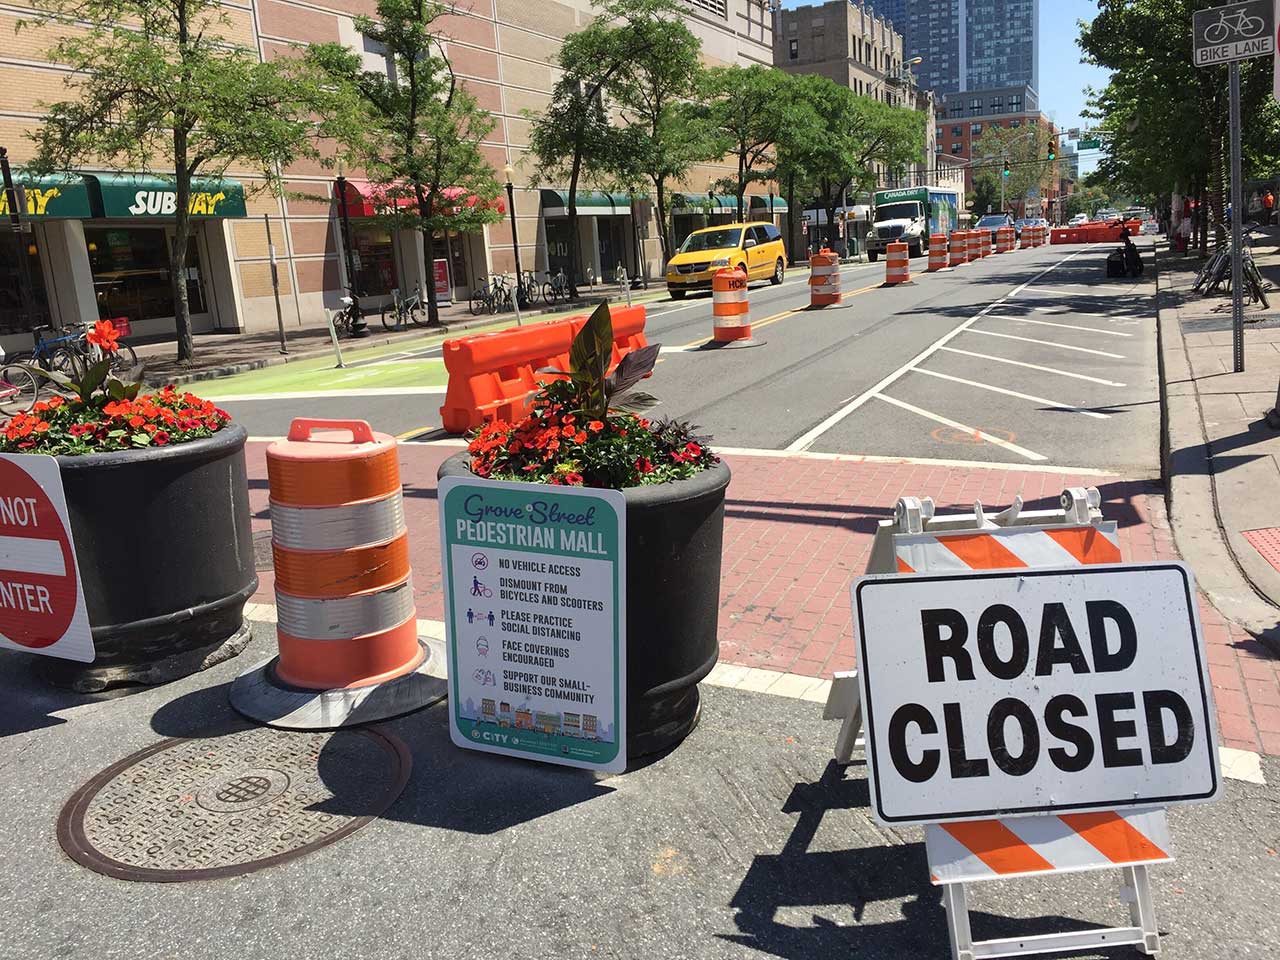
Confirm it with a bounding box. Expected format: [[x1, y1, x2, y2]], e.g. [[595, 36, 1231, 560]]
[[1264, 189, 1275, 225]]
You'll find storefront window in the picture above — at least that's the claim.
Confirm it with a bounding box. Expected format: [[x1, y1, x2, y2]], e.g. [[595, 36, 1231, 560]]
[[0, 230, 50, 335], [85, 227, 206, 322], [350, 223, 397, 296]]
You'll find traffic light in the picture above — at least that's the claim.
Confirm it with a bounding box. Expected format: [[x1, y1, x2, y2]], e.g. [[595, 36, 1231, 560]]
[[1047, 143, 1057, 161], [1003, 160, 1010, 178]]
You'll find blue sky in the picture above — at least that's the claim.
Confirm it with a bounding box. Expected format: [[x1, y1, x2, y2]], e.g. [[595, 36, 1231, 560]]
[[780, 1, 1113, 173]]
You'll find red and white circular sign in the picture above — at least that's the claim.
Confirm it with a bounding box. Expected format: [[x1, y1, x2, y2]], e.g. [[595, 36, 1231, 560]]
[[0, 456, 82, 652]]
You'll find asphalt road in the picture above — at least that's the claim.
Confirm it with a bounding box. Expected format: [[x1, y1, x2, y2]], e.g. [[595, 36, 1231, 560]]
[[223, 243, 1160, 474]]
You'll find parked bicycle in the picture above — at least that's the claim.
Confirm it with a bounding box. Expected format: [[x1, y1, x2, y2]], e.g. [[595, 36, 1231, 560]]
[[541, 268, 571, 304], [9, 321, 138, 378], [1193, 226, 1269, 308], [0, 346, 38, 417], [331, 292, 371, 338], [469, 274, 515, 315], [517, 270, 539, 307], [380, 285, 427, 331]]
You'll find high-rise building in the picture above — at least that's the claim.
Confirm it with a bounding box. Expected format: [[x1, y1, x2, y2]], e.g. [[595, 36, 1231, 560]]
[[876, 0, 1039, 97]]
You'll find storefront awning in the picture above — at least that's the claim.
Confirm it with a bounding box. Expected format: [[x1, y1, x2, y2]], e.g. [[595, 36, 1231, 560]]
[[88, 175, 247, 218], [670, 193, 737, 215], [0, 173, 95, 219], [748, 194, 789, 214], [339, 180, 504, 218], [540, 190, 637, 218]]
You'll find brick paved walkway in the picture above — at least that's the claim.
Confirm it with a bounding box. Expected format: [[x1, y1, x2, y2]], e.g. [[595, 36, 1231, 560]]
[[243, 441, 1280, 755]]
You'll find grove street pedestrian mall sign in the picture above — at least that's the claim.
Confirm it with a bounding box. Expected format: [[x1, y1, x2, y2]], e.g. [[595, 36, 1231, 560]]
[[438, 477, 626, 773], [1193, 0, 1275, 67]]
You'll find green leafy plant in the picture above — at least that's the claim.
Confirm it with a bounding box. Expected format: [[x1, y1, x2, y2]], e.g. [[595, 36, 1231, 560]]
[[467, 301, 716, 488]]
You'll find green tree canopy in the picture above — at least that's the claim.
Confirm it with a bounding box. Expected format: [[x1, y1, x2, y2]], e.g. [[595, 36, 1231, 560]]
[[25, 0, 335, 361], [702, 65, 790, 222], [970, 123, 1059, 217], [309, 0, 502, 324]]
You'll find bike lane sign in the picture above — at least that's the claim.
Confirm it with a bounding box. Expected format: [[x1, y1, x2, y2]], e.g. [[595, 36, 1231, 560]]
[[438, 476, 626, 773], [1193, 0, 1275, 66]]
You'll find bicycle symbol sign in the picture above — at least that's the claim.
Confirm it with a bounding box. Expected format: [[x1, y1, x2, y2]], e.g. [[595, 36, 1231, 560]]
[[1193, 0, 1275, 67]]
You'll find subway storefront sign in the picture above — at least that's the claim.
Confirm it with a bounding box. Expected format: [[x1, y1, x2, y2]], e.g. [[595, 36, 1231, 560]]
[[0, 175, 95, 218], [93, 175, 246, 218]]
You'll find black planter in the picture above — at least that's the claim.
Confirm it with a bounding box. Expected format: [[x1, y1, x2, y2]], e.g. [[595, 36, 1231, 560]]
[[41, 423, 258, 692], [439, 452, 730, 758]]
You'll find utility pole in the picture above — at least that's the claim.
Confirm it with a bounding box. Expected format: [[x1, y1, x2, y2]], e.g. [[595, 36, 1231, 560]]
[[0, 147, 37, 339]]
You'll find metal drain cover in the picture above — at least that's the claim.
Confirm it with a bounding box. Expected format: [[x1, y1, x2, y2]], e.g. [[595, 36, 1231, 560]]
[[58, 724, 409, 882]]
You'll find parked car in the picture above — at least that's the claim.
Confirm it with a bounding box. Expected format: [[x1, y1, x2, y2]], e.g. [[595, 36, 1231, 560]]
[[1068, 213, 1088, 227], [1013, 218, 1035, 238], [974, 212, 1015, 244], [664, 222, 786, 299]]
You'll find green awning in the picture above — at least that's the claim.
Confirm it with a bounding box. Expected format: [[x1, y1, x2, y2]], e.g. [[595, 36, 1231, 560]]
[[0, 173, 94, 219], [89, 174, 247, 219], [749, 195, 789, 214], [671, 193, 737, 214], [540, 189, 638, 217]]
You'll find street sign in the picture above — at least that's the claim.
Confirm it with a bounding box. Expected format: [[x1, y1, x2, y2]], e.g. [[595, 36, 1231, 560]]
[[438, 476, 626, 773], [1193, 0, 1275, 67], [854, 563, 1220, 826], [0, 454, 93, 662], [1078, 138, 1101, 150]]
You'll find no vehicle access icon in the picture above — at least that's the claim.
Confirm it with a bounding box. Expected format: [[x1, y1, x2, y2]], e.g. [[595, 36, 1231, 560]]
[[0, 455, 93, 662], [855, 563, 1219, 825]]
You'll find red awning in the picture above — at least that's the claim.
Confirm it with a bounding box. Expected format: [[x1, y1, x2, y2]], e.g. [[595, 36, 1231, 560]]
[[337, 179, 504, 217]]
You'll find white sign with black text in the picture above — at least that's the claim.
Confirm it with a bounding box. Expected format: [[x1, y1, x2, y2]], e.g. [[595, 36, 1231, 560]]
[[855, 563, 1220, 826]]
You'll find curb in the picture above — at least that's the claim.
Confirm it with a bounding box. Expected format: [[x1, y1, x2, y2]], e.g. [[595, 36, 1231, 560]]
[[140, 290, 665, 387], [1155, 247, 1280, 654]]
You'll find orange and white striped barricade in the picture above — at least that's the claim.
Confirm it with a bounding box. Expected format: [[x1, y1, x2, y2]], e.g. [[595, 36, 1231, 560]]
[[710, 266, 760, 347], [927, 233, 948, 271], [981, 230, 993, 257], [824, 487, 1188, 959], [966, 229, 981, 262], [996, 225, 1015, 253], [1021, 225, 1036, 250], [809, 248, 842, 306], [883, 241, 911, 285], [949, 230, 968, 267], [231, 418, 442, 728]]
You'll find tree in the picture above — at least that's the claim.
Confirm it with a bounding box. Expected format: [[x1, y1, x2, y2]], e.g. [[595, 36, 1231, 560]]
[[602, 0, 714, 261], [310, 0, 502, 326], [771, 73, 828, 262], [1062, 184, 1112, 220], [526, 0, 669, 297], [702, 65, 790, 222], [969, 177, 999, 218], [25, 0, 333, 362], [970, 124, 1058, 217]]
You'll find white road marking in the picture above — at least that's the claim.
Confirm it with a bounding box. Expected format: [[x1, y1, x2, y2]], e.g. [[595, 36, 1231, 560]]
[[1021, 285, 1146, 298], [873, 394, 1048, 461], [214, 386, 448, 402], [939, 346, 1127, 386], [910, 367, 1109, 419], [712, 446, 1121, 475], [1035, 307, 1143, 323], [965, 328, 1126, 358], [988, 314, 1133, 337], [785, 248, 1086, 451]]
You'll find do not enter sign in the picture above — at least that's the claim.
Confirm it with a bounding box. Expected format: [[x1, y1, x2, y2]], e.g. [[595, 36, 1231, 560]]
[[855, 563, 1219, 825], [0, 455, 93, 662]]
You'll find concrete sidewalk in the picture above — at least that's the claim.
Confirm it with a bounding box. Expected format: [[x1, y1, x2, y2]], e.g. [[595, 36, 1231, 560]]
[[1, 625, 1276, 960]]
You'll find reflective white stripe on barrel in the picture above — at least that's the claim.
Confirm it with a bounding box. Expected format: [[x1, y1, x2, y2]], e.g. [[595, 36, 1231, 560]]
[[270, 493, 406, 551], [276, 578, 415, 640]]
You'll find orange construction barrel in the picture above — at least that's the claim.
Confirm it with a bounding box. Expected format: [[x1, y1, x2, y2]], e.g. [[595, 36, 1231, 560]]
[[809, 249, 842, 306], [884, 241, 912, 285], [230, 418, 442, 728], [950, 230, 969, 267], [927, 234, 949, 271], [708, 266, 761, 347]]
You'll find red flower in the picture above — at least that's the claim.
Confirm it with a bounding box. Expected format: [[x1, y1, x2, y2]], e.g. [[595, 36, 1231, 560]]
[[154, 430, 170, 445], [563, 472, 584, 486], [574, 431, 587, 444], [128, 415, 145, 428], [685, 442, 702, 458], [588, 420, 604, 433], [34, 421, 49, 433], [635, 457, 653, 474], [86, 319, 122, 354]]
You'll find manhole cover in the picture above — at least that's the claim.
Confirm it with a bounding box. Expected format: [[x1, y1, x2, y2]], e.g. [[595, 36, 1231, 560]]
[[58, 725, 409, 882], [1243, 527, 1280, 574]]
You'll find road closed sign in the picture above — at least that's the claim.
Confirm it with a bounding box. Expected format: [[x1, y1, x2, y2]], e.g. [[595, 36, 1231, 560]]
[[0, 454, 93, 662], [855, 563, 1219, 825]]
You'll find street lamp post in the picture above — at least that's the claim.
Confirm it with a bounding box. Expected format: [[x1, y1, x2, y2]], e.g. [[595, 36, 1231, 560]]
[[0, 147, 37, 340], [334, 161, 359, 297], [503, 163, 527, 312]]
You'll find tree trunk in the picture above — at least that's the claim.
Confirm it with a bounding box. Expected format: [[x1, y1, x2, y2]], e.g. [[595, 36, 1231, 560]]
[[654, 178, 670, 263], [736, 151, 746, 222], [171, 128, 194, 364], [417, 184, 441, 326], [567, 152, 582, 300], [785, 170, 798, 264], [1208, 117, 1227, 250]]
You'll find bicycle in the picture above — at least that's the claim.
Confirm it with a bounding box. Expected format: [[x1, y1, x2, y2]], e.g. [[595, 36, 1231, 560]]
[[331, 292, 371, 338], [380, 285, 427, 330], [0, 346, 38, 417], [469, 276, 498, 315], [1203, 8, 1265, 45], [517, 270, 539, 307], [541, 268, 570, 304], [490, 273, 515, 312]]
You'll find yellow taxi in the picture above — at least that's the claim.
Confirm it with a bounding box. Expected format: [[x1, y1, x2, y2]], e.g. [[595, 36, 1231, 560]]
[[664, 222, 786, 299]]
